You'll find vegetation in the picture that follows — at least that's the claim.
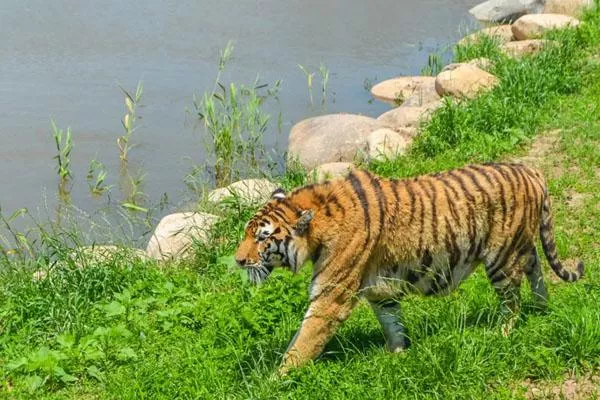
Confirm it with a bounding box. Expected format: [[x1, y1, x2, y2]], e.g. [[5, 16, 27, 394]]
[[117, 81, 143, 163], [192, 41, 282, 188], [2, 6, 600, 399], [86, 160, 112, 197], [50, 120, 73, 198]]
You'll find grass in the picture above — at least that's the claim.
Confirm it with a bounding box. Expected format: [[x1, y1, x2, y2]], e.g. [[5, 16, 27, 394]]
[[2, 5, 600, 399]]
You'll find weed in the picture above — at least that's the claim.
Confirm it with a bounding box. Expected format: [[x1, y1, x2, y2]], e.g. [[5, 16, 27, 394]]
[[117, 81, 143, 163], [420, 52, 445, 76], [298, 64, 315, 106], [50, 120, 73, 197], [192, 42, 281, 187], [86, 159, 112, 196]]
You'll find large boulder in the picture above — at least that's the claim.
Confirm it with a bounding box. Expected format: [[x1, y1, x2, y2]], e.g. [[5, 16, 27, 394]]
[[512, 14, 580, 40], [435, 64, 499, 99], [544, 0, 594, 16], [367, 128, 412, 161], [309, 162, 355, 183], [287, 114, 388, 170], [469, 0, 544, 23], [500, 39, 551, 57], [458, 25, 515, 46], [370, 77, 437, 106], [377, 102, 441, 130], [146, 212, 219, 261], [208, 179, 278, 205]]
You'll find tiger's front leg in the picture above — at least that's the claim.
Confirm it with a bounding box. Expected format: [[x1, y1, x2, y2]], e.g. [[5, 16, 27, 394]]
[[279, 280, 359, 375]]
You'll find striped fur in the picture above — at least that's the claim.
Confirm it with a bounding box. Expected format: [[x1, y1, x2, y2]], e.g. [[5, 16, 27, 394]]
[[234, 162, 584, 374]]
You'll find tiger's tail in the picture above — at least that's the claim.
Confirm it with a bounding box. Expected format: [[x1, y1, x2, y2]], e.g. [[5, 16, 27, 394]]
[[539, 190, 584, 282]]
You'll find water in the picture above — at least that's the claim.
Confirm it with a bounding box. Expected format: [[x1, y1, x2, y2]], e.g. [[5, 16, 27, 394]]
[[0, 0, 481, 236]]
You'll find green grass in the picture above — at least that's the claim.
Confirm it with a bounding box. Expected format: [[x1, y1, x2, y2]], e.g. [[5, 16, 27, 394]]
[[3, 6, 600, 399]]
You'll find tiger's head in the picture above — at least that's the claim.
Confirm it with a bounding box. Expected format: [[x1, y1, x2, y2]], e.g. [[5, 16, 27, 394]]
[[235, 188, 314, 284]]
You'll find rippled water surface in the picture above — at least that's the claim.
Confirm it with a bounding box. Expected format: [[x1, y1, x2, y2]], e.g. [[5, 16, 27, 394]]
[[0, 0, 481, 228]]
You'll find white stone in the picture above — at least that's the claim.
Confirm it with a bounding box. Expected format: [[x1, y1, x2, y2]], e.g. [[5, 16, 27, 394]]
[[287, 114, 388, 170], [544, 0, 594, 17], [500, 39, 551, 57], [208, 179, 278, 205], [459, 25, 514, 46], [367, 128, 411, 161], [146, 212, 219, 261], [309, 162, 354, 183], [435, 64, 499, 99], [512, 14, 580, 40], [376, 102, 441, 130], [370, 77, 437, 106]]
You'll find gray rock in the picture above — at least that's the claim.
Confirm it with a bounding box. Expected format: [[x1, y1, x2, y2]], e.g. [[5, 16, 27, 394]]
[[287, 114, 388, 170], [367, 128, 412, 161], [544, 0, 594, 16], [146, 212, 220, 261], [512, 13, 580, 40], [469, 0, 544, 23], [377, 102, 441, 130], [208, 179, 278, 205], [309, 162, 355, 183]]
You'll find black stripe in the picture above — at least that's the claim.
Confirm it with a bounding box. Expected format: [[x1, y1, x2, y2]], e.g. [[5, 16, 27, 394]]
[[367, 172, 386, 234], [349, 172, 371, 236], [475, 165, 508, 228], [406, 181, 416, 224], [311, 244, 324, 264], [427, 180, 439, 245], [329, 195, 345, 217]]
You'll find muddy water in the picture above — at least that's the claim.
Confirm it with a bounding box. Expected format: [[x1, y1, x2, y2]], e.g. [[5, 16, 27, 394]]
[[0, 0, 481, 236]]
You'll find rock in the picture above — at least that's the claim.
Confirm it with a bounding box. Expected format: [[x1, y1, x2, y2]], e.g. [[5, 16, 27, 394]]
[[544, 0, 594, 16], [435, 64, 499, 99], [32, 270, 48, 282], [500, 39, 551, 57], [458, 25, 515, 46], [442, 58, 494, 72], [208, 178, 278, 205], [309, 162, 355, 182], [512, 14, 580, 40], [371, 77, 437, 106], [377, 102, 441, 130], [400, 80, 441, 107], [469, 0, 544, 23], [287, 114, 388, 170], [146, 212, 219, 261], [367, 128, 412, 161]]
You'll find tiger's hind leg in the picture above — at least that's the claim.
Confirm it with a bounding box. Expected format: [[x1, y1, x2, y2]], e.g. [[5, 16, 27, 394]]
[[369, 299, 410, 352], [485, 246, 532, 337], [525, 247, 548, 311]]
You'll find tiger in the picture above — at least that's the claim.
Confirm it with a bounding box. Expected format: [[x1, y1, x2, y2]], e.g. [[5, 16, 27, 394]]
[[234, 162, 584, 375]]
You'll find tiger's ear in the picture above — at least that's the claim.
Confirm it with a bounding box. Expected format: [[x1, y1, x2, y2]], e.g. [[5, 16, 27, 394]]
[[271, 188, 286, 200], [293, 209, 314, 235]]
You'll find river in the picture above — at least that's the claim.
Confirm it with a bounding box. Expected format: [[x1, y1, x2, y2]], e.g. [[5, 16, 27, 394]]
[[0, 0, 481, 240]]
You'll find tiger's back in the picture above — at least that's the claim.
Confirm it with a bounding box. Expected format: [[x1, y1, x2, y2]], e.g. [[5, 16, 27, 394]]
[[360, 162, 554, 300]]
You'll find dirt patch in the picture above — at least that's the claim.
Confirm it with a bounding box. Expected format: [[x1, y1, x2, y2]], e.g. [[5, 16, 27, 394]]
[[519, 372, 600, 400], [565, 190, 593, 210], [509, 130, 562, 168]]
